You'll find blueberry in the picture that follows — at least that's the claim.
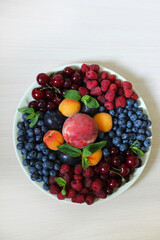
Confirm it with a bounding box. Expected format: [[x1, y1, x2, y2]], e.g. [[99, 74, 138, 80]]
[[37, 120, 44, 127], [54, 163, 60, 171], [141, 146, 147, 153], [134, 101, 139, 107], [98, 131, 105, 139], [41, 125, 48, 133], [17, 143, 23, 150], [108, 130, 116, 138], [128, 111, 133, 117], [147, 120, 152, 127], [55, 160, 61, 165], [38, 111, 44, 120], [29, 167, 36, 174], [25, 143, 35, 151], [134, 141, 141, 147], [113, 126, 117, 131], [99, 106, 105, 112], [34, 128, 41, 135], [22, 113, 28, 121], [126, 120, 132, 128], [48, 152, 56, 161], [36, 152, 43, 160], [42, 162, 48, 169], [46, 161, 54, 169], [38, 170, 43, 176], [126, 105, 132, 110], [18, 129, 25, 136], [39, 143, 47, 151], [35, 161, 43, 170], [119, 143, 128, 152], [146, 129, 152, 137], [28, 137, 35, 143], [132, 126, 138, 133], [42, 156, 48, 162], [143, 114, 148, 120], [49, 169, 57, 177], [119, 113, 126, 119], [137, 111, 143, 119], [113, 137, 121, 146], [118, 118, 126, 126], [126, 128, 132, 133], [123, 140, 128, 144], [130, 114, 137, 121], [42, 168, 49, 176], [128, 133, 134, 139], [43, 176, 49, 184], [134, 120, 142, 128], [132, 107, 137, 112], [24, 122, 29, 129], [132, 133, 136, 140], [31, 173, 38, 181], [37, 176, 43, 182], [27, 150, 37, 159], [126, 99, 134, 105], [35, 144, 41, 151], [26, 129, 34, 137], [22, 159, 29, 166], [35, 135, 43, 143], [17, 122, 24, 129], [129, 139, 134, 145], [116, 107, 123, 114], [144, 139, 151, 147], [103, 148, 110, 157], [141, 121, 147, 128], [17, 136, 26, 142], [42, 149, 50, 156], [21, 148, 27, 156], [116, 128, 124, 137], [106, 139, 113, 148], [136, 134, 146, 141], [123, 109, 128, 114], [121, 124, 126, 128], [138, 128, 145, 134], [122, 133, 128, 140], [43, 183, 49, 191], [109, 109, 115, 116]]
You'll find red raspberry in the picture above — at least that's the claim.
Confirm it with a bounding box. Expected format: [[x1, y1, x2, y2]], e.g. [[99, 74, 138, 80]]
[[105, 89, 115, 101], [83, 177, 93, 188], [108, 74, 116, 82], [101, 80, 110, 92], [74, 164, 83, 175], [90, 87, 102, 96], [73, 174, 83, 181], [79, 87, 89, 96], [81, 64, 90, 73], [72, 194, 85, 203], [50, 184, 61, 194], [117, 87, 124, 96], [131, 92, 138, 100], [86, 70, 98, 79], [115, 96, 126, 108], [71, 180, 83, 192], [57, 192, 66, 200], [97, 94, 106, 104], [109, 84, 117, 91], [91, 179, 103, 192], [86, 80, 98, 89], [83, 167, 94, 178], [66, 188, 76, 198], [122, 81, 132, 89], [49, 176, 56, 185], [89, 64, 100, 72], [60, 164, 70, 174], [104, 101, 114, 110], [96, 190, 107, 199], [81, 188, 89, 195], [83, 76, 89, 83], [124, 89, 134, 98], [94, 165, 100, 174], [115, 79, 121, 87], [101, 71, 108, 79], [61, 172, 72, 183], [85, 194, 95, 205]]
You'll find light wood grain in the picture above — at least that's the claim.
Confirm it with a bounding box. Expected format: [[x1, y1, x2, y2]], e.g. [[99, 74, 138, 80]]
[[0, 0, 160, 240]]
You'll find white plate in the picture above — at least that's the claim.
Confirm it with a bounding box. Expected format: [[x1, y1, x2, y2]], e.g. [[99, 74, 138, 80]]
[[13, 63, 152, 203]]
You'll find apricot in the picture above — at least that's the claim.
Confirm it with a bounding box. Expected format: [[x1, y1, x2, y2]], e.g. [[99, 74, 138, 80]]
[[58, 99, 81, 117], [93, 112, 112, 132], [43, 130, 64, 150], [87, 149, 102, 166]]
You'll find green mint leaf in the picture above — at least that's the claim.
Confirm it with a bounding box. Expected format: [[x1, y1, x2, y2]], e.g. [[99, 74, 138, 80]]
[[130, 140, 139, 148], [57, 143, 82, 157], [82, 157, 90, 170], [81, 95, 99, 108], [64, 90, 81, 101], [82, 141, 107, 157], [55, 177, 66, 187], [131, 147, 144, 156], [18, 107, 34, 114], [26, 112, 35, 119], [29, 112, 40, 127], [61, 187, 66, 195]]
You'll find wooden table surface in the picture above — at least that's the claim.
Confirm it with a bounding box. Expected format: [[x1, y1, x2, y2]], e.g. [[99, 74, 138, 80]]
[[1, 1, 160, 239]]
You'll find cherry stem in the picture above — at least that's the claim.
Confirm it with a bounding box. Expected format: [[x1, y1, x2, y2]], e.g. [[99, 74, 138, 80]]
[[110, 170, 126, 183], [111, 166, 121, 171], [39, 83, 61, 94]]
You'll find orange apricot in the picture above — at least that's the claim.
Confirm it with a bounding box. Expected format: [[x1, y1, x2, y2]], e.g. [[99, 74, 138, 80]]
[[93, 112, 112, 132], [58, 99, 81, 117], [87, 149, 102, 166], [43, 130, 64, 150]]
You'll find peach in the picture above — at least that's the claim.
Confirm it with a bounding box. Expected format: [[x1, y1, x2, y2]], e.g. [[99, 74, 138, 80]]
[[93, 112, 112, 132], [62, 113, 98, 149], [58, 99, 81, 117], [87, 149, 102, 166], [43, 130, 64, 150]]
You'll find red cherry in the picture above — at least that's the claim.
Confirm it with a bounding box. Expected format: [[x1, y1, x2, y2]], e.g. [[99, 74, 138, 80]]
[[63, 78, 72, 88], [36, 73, 49, 86], [37, 99, 47, 111], [46, 101, 55, 111], [99, 161, 110, 175], [32, 88, 44, 100], [64, 67, 74, 76], [119, 164, 130, 177], [53, 96, 62, 105], [104, 187, 113, 195], [45, 90, 54, 99], [111, 156, 121, 167], [126, 155, 139, 168], [125, 149, 134, 156], [107, 178, 118, 189], [51, 74, 64, 87], [28, 101, 37, 110], [70, 84, 79, 90], [110, 146, 119, 157], [72, 72, 81, 84]]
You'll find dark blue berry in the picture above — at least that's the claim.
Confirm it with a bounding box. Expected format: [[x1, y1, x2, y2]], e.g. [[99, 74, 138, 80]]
[[122, 133, 128, 140], [123, 139, 128, 144], [141, 146, 147, 153], [143, 114, 148, 120], [22, 113, 28, 121], [119, 113, 126, 119], [132, 126, 138, 133], [49, 169, 57, 177], [37, 120, 44, 127], [128, 111, 133, 117], [17, 136, 26, 142], [138, 128, 145, 134], [123, 109, 128, 114], [147, 120, 152, 127], [35, 161, 43, 170], [113, 126, 117, 131], [119, 143, 128, 151], [18, 129, 25, 136], [136, 134, 146, 141], [141, 121, 147, 128], [29, 160, 35, 167], [38, 170, 43, 176], [126, 128, 132, 133], [21, 148, 27, 156], [146, 129, 152, 137], [43, 183, 50, 190], [48, 152, 56, 161], [134, 120, 142, 128], [108, 130, 116, 138], [29, 167, 36, 174], [34, 128, 41, 135], [130, 114, 137, 121], [42, 156, 48, 162], [126, 105, 132, 110], [17, 122, 24, 129], [35, 144, 41, 151], [42, 168, 49, 176], [98, 131, 105, 139], [25, 143, 35, 151], [54, 163, 60, 171], [35, 135, 43, 143], [103, 148, 110, 157], [116, 128, 124, 137], [17, 143, 23, 150], [39, 143, 47, 151], [24, 121, 29, 129], [37, 152, 43, 160], [42, 149, 50, 156], [43, 176, 49, 184], [109, 109, 115, 116], [41, 125, 48, 133], [132, 107, 137, 112], [31, 173, 38, 181], [126, 120, 132, 128], [116, 107, 123, 114], [38, 111, 44, 120], [118, 118, 126, 126], [22, 159, 29, 166], [99, 106, 105, 112], [144, 139, 151, 147], [126, 99, 134, 105], [37, 176, 43, 182], [28, 137, 35, 143], [129, 139, 134, 145], [137, 111, 143, 119], [27, 150, 37, 159], [113, 137, 121, 146], [26, 129, 34, 137], [134, 141, 141, 147], [134, 101, 139, 107]]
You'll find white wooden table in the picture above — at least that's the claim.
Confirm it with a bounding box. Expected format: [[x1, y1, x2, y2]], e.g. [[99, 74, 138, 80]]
[[1, 1, 160, 239]]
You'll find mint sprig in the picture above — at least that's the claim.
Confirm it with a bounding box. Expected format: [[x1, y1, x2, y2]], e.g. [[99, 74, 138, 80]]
[[82, 157, 90, 170], [55, 177, 67, 195], [130, 140, 144, 156], [57, 143, 82, 157], [18, 107, 40, 128], [82, 141, 107, 158], [64, 90, 99, 109]]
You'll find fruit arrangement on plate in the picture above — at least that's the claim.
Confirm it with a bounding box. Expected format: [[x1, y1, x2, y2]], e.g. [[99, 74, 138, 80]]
[[15, 63, 152, 204]]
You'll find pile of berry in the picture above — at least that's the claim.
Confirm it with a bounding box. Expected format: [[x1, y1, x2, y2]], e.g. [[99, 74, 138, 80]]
[[16, 64, 152, 204]]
